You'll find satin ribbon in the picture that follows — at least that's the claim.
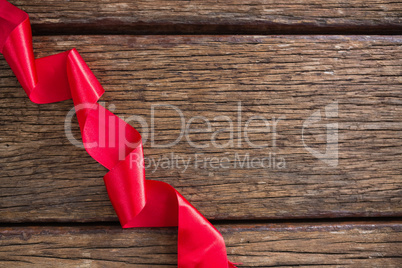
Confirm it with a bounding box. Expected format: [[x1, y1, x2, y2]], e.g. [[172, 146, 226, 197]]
[[0, 1, 237, 267]]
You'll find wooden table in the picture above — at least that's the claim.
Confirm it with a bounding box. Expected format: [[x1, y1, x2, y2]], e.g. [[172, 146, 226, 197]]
[[1, 1, 401, 266]]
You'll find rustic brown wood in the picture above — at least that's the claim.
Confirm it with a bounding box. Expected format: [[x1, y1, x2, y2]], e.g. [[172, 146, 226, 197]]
[[0, 35, 401, 222], [0, 222, 400, 267], [9, 0, 402, 35]]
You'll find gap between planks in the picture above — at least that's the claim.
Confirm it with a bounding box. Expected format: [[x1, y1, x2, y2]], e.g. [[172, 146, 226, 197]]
[[8, 0, 402, 35]]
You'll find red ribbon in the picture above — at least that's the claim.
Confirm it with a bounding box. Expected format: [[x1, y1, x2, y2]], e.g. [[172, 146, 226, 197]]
[[0, 1, 237, 267]]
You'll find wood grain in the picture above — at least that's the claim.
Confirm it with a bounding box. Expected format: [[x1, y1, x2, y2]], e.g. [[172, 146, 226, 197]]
[[0, 222, 400, 267], [0, 35, 401, 222], [9, 0, 402, 34]]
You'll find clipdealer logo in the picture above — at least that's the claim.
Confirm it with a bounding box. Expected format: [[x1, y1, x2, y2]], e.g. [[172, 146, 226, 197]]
[[302, 101, 339, 167], [64, 101, 339, 172]]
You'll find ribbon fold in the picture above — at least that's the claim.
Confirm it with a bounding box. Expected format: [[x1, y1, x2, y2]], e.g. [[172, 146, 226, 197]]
[[0, 1, 236, 267]]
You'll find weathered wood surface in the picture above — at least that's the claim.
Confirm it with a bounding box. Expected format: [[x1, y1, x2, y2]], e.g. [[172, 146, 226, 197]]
[[10, 0, 402, 34], [0, 222, 400, 267], [0, 35, 401, 222]]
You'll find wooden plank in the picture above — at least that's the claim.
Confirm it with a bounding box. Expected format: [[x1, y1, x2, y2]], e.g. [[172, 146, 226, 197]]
[[0, 222, 400, 267], [10, 0, 402, 35], [0, 35, 401, 222]]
